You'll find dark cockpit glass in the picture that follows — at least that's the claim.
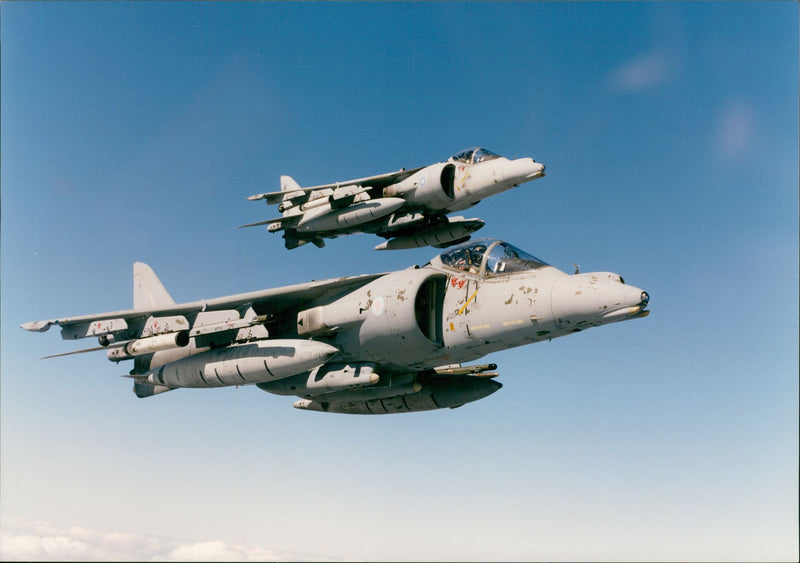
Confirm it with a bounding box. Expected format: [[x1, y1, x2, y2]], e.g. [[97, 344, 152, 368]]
[[451, 147, 501, 164], [484, 242, 549, 277], [439, 239, 549, 277], [440, 240, 491, 274], [472, 148, 500, 163]]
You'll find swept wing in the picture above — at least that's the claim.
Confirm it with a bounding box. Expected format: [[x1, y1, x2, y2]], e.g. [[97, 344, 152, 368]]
[[246, 167, 424, 205], [22, 272, 385, 341]]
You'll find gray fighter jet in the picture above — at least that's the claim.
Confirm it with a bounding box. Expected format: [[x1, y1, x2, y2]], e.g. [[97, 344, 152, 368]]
[[21, 239, 649, 414], [240, 148, 545, 250]]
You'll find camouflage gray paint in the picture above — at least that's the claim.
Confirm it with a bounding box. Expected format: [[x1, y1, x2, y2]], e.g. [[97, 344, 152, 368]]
[[21, 239, 649, 415]]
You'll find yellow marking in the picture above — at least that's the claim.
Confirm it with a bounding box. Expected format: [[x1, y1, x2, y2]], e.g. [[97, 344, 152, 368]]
[[449, 322, 455, 331], [457, 290, 479, 315], [502, 319, 524, 327], [456, 169, 470, 191], [469, 324, 490, 330]]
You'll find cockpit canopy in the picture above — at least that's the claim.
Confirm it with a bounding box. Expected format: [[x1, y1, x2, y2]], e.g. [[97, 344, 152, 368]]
[[450, 147, 502, 165], [437, 239, 549, 278]]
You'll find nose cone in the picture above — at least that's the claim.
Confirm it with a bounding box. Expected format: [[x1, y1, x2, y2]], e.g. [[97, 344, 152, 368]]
[[506, 157, 546, 184], [551, 273, 650, 331]]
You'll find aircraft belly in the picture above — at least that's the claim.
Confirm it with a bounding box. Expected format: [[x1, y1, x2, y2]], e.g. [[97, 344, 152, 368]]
[[446, 181, 514, 213]]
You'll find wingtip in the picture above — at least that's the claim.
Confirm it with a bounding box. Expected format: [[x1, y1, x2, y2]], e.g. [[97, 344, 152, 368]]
[[20, 320, 51, 332], [237, 219, 279, 229]]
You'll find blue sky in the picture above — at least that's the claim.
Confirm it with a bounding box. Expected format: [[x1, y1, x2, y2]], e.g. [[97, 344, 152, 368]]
[[1, 2, 797, 561]]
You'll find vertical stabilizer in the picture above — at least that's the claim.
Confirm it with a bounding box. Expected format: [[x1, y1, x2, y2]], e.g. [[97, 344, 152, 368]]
[[279, 175, 304, 202], [134, 262, 175, 309]]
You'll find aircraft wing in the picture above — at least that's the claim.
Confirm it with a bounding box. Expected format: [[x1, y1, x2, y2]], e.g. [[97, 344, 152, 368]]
[[246, 167, 425, 205], [21, 272, 386, 341]]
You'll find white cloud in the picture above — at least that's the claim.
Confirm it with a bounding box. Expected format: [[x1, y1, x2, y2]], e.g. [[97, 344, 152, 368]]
[[607, 49, 676, 93], [165, 540, 285, 562], [0, 518, 334, 562], [714, 100, 757, 159]]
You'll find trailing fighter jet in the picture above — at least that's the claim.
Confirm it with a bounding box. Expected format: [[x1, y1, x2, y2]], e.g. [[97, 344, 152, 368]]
[[240, 148, 545, 250], [21, 239, 649, 415]]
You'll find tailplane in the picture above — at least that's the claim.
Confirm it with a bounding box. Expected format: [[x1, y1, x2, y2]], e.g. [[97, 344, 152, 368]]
[[133, 262, 175, 309]]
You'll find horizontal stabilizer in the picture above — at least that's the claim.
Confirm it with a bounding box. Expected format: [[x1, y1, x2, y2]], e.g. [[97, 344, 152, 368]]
[[237, 217, 286, 229], [40, 342, 125, 360]]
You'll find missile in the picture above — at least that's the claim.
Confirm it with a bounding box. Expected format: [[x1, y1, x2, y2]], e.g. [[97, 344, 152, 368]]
[[299, 194, 335, 212], [374, 217, 485, 250], [106, 331, 190, 361], [144, 339, 338, 388], [434, 363, 498, 376], [279, 185, 368, 213], [258, 363, 382, 397], [297, 197, 406, 233]]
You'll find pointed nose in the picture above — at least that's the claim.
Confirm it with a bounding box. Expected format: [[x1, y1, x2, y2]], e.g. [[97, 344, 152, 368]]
[[506, 158, 546, 184], [598, 287, 651, 321], [550, 273, 650, 330]]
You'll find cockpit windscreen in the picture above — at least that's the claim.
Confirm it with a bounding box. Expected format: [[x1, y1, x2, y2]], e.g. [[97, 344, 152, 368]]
[[484, 242, 549, 277], [451, 147, 501, 164], [439, 240, 490, 275], [439, 239, 548, 277]]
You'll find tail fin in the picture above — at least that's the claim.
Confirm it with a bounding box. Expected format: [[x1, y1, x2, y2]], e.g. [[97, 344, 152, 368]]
[[280, 175, 302, 192], [133, 262, 175, 309], [279, 175, 304, 203]]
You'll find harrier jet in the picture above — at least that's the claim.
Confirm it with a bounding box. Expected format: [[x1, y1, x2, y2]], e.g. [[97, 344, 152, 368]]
[[22, 239, 649, 415], [240, 148, 545, 250]]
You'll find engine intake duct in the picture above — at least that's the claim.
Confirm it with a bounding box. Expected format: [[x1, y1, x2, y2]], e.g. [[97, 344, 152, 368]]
[[382, 162, 455, 207]]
